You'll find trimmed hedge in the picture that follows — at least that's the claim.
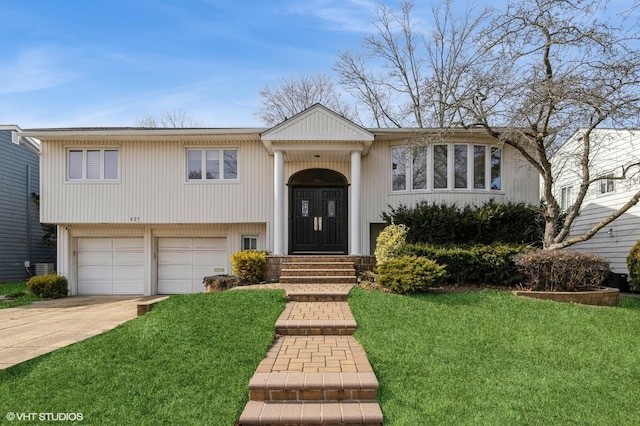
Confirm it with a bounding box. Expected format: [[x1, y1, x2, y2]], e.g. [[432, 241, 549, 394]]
[[27, 274, 68, 299], [406, 243, 532, 286], [377, 255, 447, 294], [382, 199, 544, 246], [230, 250, 268, 284], [514, 250, 610, 291]]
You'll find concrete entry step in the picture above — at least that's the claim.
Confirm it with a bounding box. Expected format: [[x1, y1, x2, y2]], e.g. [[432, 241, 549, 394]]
[[238, 401, 383, 425]]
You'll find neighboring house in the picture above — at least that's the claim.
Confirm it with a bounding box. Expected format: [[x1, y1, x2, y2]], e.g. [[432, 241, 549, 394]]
[[553, 129, 640, 275], [22, 104, 539, 295], [0, 125, 55, 282]]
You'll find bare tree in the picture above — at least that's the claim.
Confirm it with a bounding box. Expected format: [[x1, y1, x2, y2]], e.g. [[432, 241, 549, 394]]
[[465, 0, 640, 249], [136, 108, 202, 128], [335, 0, 488, 128], [336, 0, 640, 250], [256, 73, 354, 126]]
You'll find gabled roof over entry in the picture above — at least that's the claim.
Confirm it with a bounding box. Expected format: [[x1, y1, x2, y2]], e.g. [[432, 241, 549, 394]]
[[261, 104, 374, 156]]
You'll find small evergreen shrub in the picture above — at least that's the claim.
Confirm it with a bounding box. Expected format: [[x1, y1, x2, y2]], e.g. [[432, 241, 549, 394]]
[[27, 274, 68, 299], [513, 250, 610, 291], [374, 223, 408, 264], [628, 240, 640, 291], [203, 275, 242, 291], [377, 255, 447, 294], [406, 243, 531, 286], [230, 250, 268, 284]]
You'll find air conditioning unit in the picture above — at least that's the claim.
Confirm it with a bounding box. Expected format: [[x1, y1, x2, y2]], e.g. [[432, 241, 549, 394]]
[[35, 263, 55, 275]]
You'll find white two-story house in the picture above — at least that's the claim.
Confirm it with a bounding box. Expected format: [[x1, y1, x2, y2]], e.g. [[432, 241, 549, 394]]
[[553, 129, 640, 276], [22, 104, 539, 295]]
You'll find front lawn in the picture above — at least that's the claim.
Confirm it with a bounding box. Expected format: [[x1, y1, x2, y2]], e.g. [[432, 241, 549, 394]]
[[0, 290, 285, 425], [0, 281, 43, 309], [349, 288, 640, 425]]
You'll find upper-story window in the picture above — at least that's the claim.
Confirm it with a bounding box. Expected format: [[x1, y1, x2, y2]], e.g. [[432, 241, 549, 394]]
[[187, 148, 238, 181], [67, 148, 119, 181], [391, 144, 502, 192], [599, 172, 615, 194]]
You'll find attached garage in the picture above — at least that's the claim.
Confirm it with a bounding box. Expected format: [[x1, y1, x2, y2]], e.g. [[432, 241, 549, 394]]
[[77, 238, 145, 295], [157, 237, 227, 294]]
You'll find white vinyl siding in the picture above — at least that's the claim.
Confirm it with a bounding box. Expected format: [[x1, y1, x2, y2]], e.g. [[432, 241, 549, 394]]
[[67, 148, 119, 181], [77, 237, 144, 295]]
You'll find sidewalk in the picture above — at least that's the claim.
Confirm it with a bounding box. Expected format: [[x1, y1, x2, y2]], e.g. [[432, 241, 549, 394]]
[[237, 284, 383, 425]]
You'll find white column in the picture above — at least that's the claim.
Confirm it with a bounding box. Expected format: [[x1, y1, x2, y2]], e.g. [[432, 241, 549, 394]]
[[350, 151, 362, 255], [273, 151, 285, 255]]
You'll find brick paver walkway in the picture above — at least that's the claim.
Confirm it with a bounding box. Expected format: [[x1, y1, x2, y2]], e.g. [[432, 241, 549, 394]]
[[237, 283, 383, 425]]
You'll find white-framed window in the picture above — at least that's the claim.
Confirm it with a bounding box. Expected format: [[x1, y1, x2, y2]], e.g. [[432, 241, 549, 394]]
[[390, 144, 502, 192], [187, 148, 238, 181], [67, 148, 119, 181], [560, 185, 574, 211], [242, 235, 258, 251], [599, 173, 615, 194]]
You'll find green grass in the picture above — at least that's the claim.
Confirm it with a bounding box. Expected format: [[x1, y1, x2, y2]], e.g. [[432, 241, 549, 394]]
[[0, 290, 286, 425], [0, 281, 43, 309], [349, 288, 640, 426]]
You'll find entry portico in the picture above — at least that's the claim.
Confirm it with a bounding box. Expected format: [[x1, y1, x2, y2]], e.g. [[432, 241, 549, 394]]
[[261, 104, 374, 256]]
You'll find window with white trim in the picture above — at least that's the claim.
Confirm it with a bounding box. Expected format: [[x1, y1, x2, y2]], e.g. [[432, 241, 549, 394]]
[[390, 144, 502, 192], [187, 148, 238, 181], [599, 173, 615, 194], [67, 148, 119, 181], [560, 186, 574, 211], [242, 236, 258, 251]]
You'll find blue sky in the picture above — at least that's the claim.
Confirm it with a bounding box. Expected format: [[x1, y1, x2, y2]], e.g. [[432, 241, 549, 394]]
[[0, 0, 632, 128]]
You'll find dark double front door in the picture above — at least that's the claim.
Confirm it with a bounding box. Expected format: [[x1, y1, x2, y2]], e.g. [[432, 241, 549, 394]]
[[290, 187, 347, 254]]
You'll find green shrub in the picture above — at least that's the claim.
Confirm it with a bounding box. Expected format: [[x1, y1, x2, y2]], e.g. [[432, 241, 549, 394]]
[[382, 199, 544, 246], [203, 275, 242, 291], [513, 250, 610, 291], [374, 223, 408, 264], [26, 274, 68, 299], [406, 243, 531, 286], [377, 255, 447, 294], [230, 250, 268, 284], [628, 240, 640, 291]]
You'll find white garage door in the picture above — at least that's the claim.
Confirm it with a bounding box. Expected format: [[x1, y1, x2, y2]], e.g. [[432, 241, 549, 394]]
[[157, 238, 227, 294], [77, 238, 145, 295]]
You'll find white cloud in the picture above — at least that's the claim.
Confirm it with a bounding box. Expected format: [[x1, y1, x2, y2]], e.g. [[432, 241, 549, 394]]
[[284, 0, 380, 33], [0, 47, 79, 95]]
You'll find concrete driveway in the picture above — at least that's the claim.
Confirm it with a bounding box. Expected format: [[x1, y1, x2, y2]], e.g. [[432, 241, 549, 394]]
[[0, 295, 167, 370]]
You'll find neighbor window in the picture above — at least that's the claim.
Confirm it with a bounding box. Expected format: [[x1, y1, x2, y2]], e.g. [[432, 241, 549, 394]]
[[187, 148, 238, 181], [599, 173, 615, 194], [390, 144, 501, 192], [560, 186, 574, 211], [242, 236, 258, 251], [67, 148, 119, 181]]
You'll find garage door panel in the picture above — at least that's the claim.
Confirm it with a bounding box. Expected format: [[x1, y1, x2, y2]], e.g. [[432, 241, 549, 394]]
[[159, 238, 193, 250], [113, 280, 146, 294], [78, 280, 112, 295], [194, 238, 226, 250], [158, 280, 192, 294], [113, 265, 144, 280], [158, 265, 192, 280], [113, 238, 144, 250], [193, 250, 225, 265], [78, 265, 113, 281], [113, 251, 144, 265], [78, 238, 113, 250], [78, 250, 113, 266]]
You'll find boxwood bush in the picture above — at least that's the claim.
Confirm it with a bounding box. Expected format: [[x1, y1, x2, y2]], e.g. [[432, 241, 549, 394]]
[[377, 255, 447, 294], [27, 274, 68, 299], [514, 250, 610, 291], [406, 243, 531, 286], [230, 250, 268, 284], [627, 240, 640, 291]]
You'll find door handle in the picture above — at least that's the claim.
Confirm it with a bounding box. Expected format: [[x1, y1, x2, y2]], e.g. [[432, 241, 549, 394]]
[[318, 216, 322, 232], [314, 217, 318, 232]]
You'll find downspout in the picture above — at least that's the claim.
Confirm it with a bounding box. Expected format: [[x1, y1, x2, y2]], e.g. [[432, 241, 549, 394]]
[[26, 165, 32, 265]]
